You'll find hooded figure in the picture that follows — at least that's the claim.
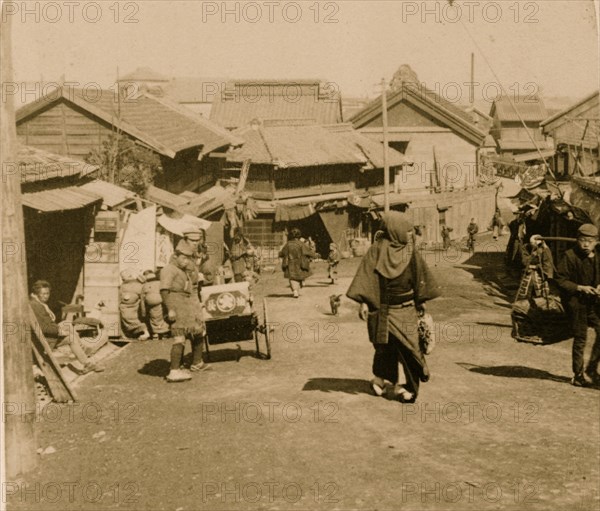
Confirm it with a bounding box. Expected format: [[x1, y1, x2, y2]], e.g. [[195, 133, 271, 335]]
[[347, 211, 440, 402]]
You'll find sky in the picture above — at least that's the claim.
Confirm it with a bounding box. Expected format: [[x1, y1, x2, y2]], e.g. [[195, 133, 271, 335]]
[[8, 0, 600, 106]]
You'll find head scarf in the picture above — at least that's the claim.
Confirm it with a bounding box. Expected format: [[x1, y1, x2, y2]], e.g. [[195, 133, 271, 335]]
[[375, 211, 414, 279]]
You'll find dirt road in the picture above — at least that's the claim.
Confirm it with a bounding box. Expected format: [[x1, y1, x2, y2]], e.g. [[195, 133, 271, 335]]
[[7, 236, 600, 511]]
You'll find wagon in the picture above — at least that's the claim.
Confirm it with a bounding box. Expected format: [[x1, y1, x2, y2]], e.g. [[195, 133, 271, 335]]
[[200, 281, 272, 361]]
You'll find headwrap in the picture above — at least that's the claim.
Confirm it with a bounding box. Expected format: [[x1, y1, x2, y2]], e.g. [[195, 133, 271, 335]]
[[375, 211, 414, 279]]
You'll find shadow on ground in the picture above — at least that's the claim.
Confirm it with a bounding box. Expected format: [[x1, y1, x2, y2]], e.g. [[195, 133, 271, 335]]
[[302, 377, 373, 395], [457, 362, 570, 384], [460, 251, 516, 303]]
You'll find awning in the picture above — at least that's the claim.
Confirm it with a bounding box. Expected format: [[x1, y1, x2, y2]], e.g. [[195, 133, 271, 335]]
[[78, 180, 137, 209], [275, 203, 316, 222], [513, 148, 556, 163], [22, 187, 102, 212]]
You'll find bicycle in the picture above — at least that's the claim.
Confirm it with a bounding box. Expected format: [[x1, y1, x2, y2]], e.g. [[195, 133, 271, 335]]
[[466, 235, 476, 254]]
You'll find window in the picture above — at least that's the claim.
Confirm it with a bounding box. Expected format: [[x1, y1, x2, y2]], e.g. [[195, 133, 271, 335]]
[[389, 141, 409, 154]]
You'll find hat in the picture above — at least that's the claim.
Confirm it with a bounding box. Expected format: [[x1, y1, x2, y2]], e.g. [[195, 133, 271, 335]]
[[175, 239, 195, 257], [183, 229, 202, 241], [578, 223, 598, 238], [143, 269, 157, 280], [120, 268, 138, 281]]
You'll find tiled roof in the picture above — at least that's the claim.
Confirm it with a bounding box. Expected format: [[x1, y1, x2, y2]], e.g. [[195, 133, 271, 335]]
[[163, 77, 230, 104], [350, 82, 486, 146], [78, 180, 137, 208], [119, 67, 169, 82], [323, 124, 409, 169], [210, 80, 342, 129], [22, 186, 102, 212], [541, 91, 599, 128], [16, 145, 98, 183], [491, 96, 548, 122], [16, 88, 242, 158], [224, 123, 407, 169]]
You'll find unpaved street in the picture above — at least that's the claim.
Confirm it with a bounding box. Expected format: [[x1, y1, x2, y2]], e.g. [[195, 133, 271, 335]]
[[7, 237, 600, 511]]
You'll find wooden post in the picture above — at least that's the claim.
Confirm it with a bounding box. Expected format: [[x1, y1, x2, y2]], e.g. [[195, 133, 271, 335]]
[[1, 7, 38, 477], [381, 78, 390, 213]]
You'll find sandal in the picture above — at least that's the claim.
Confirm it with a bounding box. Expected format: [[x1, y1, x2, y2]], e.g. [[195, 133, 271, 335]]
[[370, 378, 385, 396], [190, 362, 213, 372], [393, 385, 414, 403]]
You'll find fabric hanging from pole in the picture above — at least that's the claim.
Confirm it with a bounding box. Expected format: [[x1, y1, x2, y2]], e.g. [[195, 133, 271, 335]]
[[318, 210, 349, 249]]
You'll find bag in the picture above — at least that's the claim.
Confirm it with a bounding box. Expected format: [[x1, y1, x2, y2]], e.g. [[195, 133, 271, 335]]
[[418, 312, 436, 355], [532, 294, 564, 314]]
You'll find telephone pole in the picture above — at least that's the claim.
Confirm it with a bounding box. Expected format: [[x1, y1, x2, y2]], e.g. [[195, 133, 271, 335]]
[[2, 5, 38, 477], [381, 78, 390, 213]]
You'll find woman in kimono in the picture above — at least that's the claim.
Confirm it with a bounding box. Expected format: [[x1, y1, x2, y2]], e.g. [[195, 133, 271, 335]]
[[279, 228, 317, 298], [347, 212, 440, 402]]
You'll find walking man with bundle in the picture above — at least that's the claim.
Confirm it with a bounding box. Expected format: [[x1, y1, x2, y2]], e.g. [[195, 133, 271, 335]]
[[556, 223, 600, 387]]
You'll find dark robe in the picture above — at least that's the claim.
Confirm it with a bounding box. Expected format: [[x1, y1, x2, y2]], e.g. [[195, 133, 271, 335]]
[[279, 239, 316, 281], [347, 242, 441, 397]]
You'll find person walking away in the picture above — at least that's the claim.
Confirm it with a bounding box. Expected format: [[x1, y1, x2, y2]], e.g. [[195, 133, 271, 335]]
[[160, 241, 206, 382], [328, 243, 341, 284], [467, 218, 479, 252], [491, 209, 503, 241], [555, 223, 600, 387], [30, 281, 104, 373], [441, 224, 453, 250], [279, 228, 316, 298], [347, 212, 441, 402]]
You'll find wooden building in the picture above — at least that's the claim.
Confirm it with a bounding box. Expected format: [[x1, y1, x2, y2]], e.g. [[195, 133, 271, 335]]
[[15, 86, 242, 195], [350, 80, 496, 245], [540, 91, 599, 178], [205, 121, 408, 256], [210, 79, 343, 130], [489, 95, 553, 157], [18, 146, 103, 320]]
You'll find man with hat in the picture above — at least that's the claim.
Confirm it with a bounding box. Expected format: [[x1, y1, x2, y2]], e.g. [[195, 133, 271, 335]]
[[556, 223, 600, 387], [160, 240, 207, 382], [183, 228, 212, 284]]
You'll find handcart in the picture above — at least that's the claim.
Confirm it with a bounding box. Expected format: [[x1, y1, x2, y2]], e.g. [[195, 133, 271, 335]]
[[200, 281, 272, 361]]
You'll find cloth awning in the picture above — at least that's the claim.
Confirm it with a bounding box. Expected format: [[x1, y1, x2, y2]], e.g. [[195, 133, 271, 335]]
[[274, 203, 316, 222], [22, 187, 102, 212], [513, 148, 556, 163]]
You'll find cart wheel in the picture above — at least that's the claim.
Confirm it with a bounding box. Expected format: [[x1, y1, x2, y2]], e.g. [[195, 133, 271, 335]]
[[203, 335, 211, 363], [254, 328, 261, 358], [263, 298, 272, 360]]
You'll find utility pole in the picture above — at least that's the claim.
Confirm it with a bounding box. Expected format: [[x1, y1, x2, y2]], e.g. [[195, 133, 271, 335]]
[[470, 52, 475, 106], [381, 78, 390, 213], [1, 5, 38, 477]]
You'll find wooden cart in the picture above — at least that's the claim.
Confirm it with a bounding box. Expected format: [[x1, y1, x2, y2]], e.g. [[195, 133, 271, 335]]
[[200, 282, 271, 361]]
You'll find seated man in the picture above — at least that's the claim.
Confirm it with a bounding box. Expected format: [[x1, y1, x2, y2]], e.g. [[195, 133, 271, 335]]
[[29, 280, 104, 373]]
